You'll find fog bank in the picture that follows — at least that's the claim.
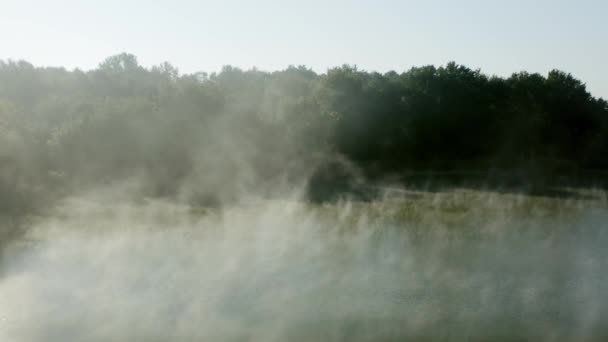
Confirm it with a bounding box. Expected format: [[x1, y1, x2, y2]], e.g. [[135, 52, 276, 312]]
[[1, 189, 607, 341]]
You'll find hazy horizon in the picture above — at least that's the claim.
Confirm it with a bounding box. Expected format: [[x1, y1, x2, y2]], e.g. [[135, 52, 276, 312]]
[[2, 0, 607, 98]]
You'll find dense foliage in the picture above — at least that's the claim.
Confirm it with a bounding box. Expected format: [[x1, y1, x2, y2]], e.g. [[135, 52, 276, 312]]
[[1, 53, 607, 211]]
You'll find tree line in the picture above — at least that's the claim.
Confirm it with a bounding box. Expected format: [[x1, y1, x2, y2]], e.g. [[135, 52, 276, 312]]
[[1, 53, 607, 212]]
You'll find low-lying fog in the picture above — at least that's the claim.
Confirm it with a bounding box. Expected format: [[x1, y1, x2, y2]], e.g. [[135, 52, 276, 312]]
[[1, 188, 607, 341]]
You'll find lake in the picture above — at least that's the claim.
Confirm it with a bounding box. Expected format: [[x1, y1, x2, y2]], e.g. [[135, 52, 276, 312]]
[[1, 188, 607, 341]]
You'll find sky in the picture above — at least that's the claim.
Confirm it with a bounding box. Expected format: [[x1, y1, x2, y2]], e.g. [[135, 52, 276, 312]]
[[1, 0, 607, 98]]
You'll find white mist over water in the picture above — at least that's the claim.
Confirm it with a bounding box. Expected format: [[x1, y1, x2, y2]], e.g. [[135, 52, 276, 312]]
[[1, 189, 607, 341]]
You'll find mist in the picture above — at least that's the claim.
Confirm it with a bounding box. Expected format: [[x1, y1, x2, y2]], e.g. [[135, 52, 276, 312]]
[[1, 188, 607, 341], [1, 55, 608, 340]]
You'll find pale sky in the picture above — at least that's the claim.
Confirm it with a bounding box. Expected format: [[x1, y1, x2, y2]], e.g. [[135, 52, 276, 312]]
[[1, 0, 607, 98]]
